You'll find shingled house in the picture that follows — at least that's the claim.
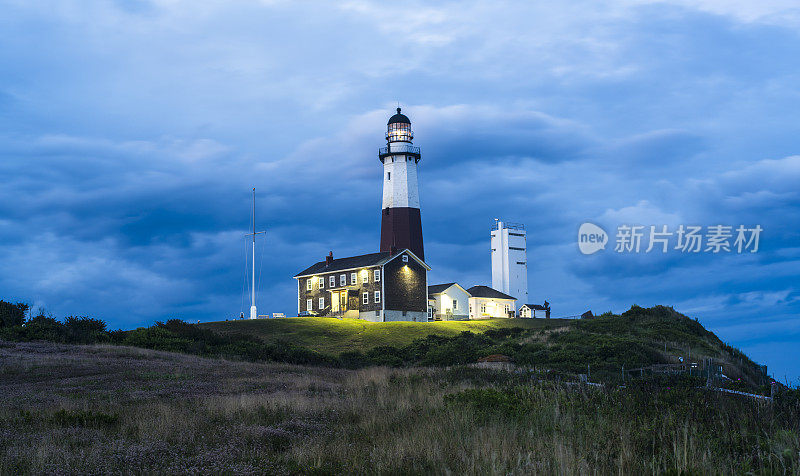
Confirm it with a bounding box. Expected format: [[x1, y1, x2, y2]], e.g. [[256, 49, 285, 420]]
[[294, 249, 430, 322]]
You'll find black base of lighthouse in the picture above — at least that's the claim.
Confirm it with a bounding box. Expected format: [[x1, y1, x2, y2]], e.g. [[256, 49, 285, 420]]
[[380, 207, 424, 261]]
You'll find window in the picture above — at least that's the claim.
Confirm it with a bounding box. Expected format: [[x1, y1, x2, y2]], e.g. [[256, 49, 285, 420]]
[[329, 276, 335, 287], [306, 299, 312, 311], [340, 274, 346, 286], [362, 272, 369, 284], [363, 292, 369, 304], [428, 307, 433, 318], [319, 277, 324, 288], [306, 279, 312, 291], [319, 297, 325, 309], [374, 269, 381, 282], [387, 172, 391, 180], [516, 262, 526, 265], [469, 304, 473, 314], [374, 291, 381, 303], [481, 303, 486, 313], [452, 299, 458, 310], [350, 272, 357, 285], [402, 255, 409, 262], [509, 247, 525, 251]]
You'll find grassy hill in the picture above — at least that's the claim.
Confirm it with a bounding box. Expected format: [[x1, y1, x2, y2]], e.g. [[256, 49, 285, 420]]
[[200, 316, 571, 355], [200, 306, 767, 387]]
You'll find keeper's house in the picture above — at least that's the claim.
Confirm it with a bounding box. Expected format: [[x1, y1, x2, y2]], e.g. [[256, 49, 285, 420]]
[[294, 249, 430, 322]]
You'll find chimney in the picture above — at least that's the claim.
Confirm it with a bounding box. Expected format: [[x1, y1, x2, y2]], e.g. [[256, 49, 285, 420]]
[[325, 251, 333, 266]]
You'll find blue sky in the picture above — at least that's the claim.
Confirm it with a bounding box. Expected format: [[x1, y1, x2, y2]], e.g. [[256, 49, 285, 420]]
[[1, 0, 798, 380]]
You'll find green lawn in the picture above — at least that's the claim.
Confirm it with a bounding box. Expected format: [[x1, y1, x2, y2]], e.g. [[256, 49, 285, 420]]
[[200, 317, 572, 355]]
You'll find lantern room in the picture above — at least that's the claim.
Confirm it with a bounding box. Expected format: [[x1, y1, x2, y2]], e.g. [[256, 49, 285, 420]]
[[386, 107, 414, 143]]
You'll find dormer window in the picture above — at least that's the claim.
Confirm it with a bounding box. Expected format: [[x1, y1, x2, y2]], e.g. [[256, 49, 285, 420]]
[[402, 255, 409, 263]]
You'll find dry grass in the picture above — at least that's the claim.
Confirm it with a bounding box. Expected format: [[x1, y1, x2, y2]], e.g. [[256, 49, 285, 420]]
[[1, 340, 797, 474]]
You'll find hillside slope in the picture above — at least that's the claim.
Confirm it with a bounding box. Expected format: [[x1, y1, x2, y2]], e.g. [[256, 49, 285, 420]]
[[200, 305, 767, 387], [200, 316, 571, 355]]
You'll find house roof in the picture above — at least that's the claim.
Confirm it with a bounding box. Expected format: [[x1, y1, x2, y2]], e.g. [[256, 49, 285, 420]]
[[428, 282, 456, 295], [294, 248, 430, 278], [294, 252, 390, 277], [466, 285, 516, 300], [428, 282, 469, 296], [522, 303, 548, 310]]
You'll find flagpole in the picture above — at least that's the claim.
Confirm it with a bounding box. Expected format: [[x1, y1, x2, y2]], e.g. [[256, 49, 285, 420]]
[[251, 188, 256, 318], [246, 188, 266, 319]]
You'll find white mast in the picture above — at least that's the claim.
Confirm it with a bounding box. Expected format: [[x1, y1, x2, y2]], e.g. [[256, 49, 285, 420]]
[[246, 188, 266, 319]]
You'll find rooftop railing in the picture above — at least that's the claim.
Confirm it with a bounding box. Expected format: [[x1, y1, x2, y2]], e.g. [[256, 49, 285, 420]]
[[491, 221, 525, 231], [378, 145, 421, 156]]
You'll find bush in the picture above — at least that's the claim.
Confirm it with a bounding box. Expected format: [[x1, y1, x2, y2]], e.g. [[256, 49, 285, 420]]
[[64, 316, 109, 343], [0, 301, 28, 327], [19, 315, 66, 342]]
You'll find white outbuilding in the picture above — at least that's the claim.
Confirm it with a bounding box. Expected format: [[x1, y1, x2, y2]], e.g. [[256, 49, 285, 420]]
[[427, 282, 471, 320], [467, 285, 516, 319]]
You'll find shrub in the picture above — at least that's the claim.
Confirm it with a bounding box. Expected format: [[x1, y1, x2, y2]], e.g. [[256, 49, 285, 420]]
[[64, 316, 109, 343], [0, 301, 28, 327]]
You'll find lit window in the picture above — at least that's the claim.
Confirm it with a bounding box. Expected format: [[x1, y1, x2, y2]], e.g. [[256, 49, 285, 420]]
[[340, 274, 346, 286], [306, 279, 312, 291], [374, 291, 381, 303], [402, 255, 409, 262], [363, 292, 369, 304], [306, 299, 312, 311], [374, 269, 380, 282], [319, 297, 325, 309], [362, 272, 368, 284], [319, 277, 324, 289], [329, 276, 335, 287], [350, 272, 357, 285]]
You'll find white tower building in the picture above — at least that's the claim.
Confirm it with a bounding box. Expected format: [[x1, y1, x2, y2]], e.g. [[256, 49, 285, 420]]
[[491, 220, 528, 309]]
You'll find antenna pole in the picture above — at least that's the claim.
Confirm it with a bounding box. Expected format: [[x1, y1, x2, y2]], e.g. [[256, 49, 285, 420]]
[[252, 188, 256, 315], [244, 188, 266, 319]]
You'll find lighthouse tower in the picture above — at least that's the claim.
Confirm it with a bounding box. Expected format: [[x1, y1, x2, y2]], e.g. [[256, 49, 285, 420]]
[[379, 108, 424, 261]]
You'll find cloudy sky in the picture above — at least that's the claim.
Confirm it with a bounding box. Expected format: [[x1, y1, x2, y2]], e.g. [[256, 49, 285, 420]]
[[1, 0, 798, 379]]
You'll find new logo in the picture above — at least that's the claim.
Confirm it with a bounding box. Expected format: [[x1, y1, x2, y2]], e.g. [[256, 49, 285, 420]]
[[578, 223, 608, 255]]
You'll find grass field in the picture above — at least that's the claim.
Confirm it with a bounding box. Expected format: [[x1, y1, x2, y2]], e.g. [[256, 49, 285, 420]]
[[2, 340, 796, 474], [200, 317, 572, 355]]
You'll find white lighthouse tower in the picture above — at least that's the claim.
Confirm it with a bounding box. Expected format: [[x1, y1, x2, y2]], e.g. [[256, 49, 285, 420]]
[[379, 108, 424, 260], [491, 220, 528, 309]]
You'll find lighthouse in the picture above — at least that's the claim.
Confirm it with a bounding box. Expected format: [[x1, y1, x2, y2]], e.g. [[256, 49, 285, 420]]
[[379, 108, 424, 261]]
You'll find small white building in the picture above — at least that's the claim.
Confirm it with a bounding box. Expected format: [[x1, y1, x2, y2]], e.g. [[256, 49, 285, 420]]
[[467, 285, 516, 319], [427, 283, 470, 320], [491, 220, 528, 311], [519, 302, 550, 319]]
